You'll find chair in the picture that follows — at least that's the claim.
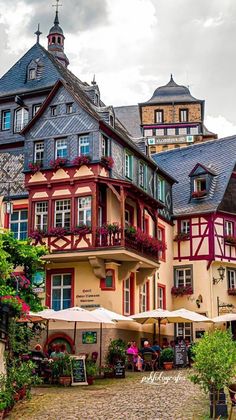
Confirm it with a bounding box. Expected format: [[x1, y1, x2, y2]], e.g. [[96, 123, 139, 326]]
[[142, 352, 155, 371], [126, 354, 135, 371], [228, 384, 236, 420]]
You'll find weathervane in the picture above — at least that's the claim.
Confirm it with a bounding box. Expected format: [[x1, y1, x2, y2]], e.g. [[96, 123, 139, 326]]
[[34, 24, 42, 44]]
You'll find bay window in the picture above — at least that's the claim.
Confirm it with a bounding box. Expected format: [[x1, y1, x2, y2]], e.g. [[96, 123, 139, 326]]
[[78, 196, 91, 226], [78, 135, 90, 155], [55, 200, 71, 229]]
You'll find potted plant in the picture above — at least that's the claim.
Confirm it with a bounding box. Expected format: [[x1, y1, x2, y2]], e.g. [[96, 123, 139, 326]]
[[106, 339, 127, 365], [86, 360, 98, 385], [101, 364, 114, 378], [52, 355, 72, 386], [190, 329, 236, 419], [160, 348, 174, 370]]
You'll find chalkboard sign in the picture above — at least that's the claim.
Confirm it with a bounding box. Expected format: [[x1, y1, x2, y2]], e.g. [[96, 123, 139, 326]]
[[71, 356, 88, 386], [174, 344, 187, 367], [114, 361, 125, 378]]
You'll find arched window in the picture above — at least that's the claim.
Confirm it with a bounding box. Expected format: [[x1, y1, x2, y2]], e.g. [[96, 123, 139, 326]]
[[52, 36, 56, 44], [58, 37, 61, 44], [14, 108, 29, 132]]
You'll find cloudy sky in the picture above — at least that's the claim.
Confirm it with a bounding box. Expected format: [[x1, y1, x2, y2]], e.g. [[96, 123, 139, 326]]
[[0, 0, 235, 137]]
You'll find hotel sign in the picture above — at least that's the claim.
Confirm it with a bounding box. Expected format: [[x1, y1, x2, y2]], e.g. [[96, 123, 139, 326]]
[[147, 136, 194, 145]]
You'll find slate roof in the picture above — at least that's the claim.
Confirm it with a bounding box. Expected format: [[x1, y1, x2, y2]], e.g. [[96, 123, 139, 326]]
[[114, 105, 142, 138], [140, 75, 203, 105], [152, 136, 236, 216]]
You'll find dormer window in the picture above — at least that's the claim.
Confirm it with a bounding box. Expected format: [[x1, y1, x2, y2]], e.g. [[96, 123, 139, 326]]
[[66, 103, 73, 114], [29, 68, 36, 80], [192, 177, 207, 198], [51, 106, 57, 117]]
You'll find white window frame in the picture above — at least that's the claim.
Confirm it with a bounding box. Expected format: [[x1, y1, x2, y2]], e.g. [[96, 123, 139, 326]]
[[176, 322, 192, 341], [51, 106, 57, 117], [167, 128, 175, 136], [194, 177, 206, 192], [2, 110, 11, 131], [144, 129, 153, 137], [78, 196, 91, 226], [51, 273, 72, 310], [175, 267, 192, 288], [181, 220, 190, 234], [33, 104, 41, 116], [225, 221, 234, 236], [155, 110, 163, 123], [34, 141, 44, 164], [178, 127, 187, 135], [180, 109, 188, 122], [156, 128, 165, 136], [14, 108, 29, 132], [55, 138, 67, 158], [190, 126, 199, 135], [29, 68, 36, 80], [125, 152, 133, 179], [124, 278, 130, 315], [55, 200, 71, 229], [78, 135, 90, 156], [157, 286, 164, 309], [158, 177, 165, 202], [35, 202, 48, 231], [228, 269, 236, 289], [139, 283, 147, 312], [101, 135, 109, 157], [139, 162, 147, 189], [10, 209, 28, 240], [66, 103, 73, 114]]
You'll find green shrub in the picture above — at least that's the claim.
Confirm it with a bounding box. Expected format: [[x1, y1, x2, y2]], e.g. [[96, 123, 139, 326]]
[[106, 339, 127, 365], [160, 348, 174, 364]]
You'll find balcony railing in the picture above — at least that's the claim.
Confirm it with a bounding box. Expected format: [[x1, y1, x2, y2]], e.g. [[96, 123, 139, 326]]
[[29, 224, 165, 262]]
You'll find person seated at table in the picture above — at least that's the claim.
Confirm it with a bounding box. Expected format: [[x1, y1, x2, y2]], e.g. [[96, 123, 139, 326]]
[[50, 344, 64, 359], [140, 340, 156, 356], [152, 340, 161, 353], [60, 343, 67, 354], [170, 340, 175, 348], [162, 337, 170, 348]]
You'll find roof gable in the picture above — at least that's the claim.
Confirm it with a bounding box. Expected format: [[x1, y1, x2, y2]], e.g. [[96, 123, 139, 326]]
[[189, 163, 217, 177]]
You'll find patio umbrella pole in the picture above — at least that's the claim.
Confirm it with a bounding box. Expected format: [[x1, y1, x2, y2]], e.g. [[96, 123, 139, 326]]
[[153, 323, 156, 343], [73, 321, 77, 350], [46, 320, 49, 348], [99, 323, 103, 371]]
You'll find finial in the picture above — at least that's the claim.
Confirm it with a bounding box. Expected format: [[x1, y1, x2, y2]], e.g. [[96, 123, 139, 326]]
[[34, 24, 42, 44], [170, 73, 173, 81], [52, 0, 62, 24], [91, 74, 96, 85]]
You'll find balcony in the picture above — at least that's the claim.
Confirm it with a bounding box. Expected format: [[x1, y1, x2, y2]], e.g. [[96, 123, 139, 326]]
[[29, 224, 165, 266]]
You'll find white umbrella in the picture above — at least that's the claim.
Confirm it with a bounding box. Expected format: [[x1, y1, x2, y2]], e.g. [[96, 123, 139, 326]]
[[92, 307, 133, 367], [169, 308, 212, 323], [212, 313, 236, 323]]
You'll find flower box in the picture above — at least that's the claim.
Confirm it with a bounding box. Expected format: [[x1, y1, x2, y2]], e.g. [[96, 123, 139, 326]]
[[101, 156, 114, 170], [72, 155, 91, 167], [228, 288, 236, 296], [191, 190, 207, 199], [28, 162, 42, 173], [174, 232, 190, 242], [46, 227, 69, 238], [171, 286, 193, 297], [224, 235, 236, 246], [50, 157, 67, 170], [71, 225, 91, 235]]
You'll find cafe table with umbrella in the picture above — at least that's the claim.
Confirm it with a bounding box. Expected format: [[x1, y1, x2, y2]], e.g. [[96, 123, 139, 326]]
[[132, 308, 212, 345], [91, 307, 134, 367]]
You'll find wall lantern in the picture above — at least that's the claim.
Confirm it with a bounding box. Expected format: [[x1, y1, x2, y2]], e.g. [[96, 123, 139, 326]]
[[196, 295, 203, 308], [213, 266, 226, 285]]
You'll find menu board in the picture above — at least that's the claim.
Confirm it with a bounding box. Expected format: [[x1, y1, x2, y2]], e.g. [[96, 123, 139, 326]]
[[114, 361, 125, 378], [71, 356, 88, 386], [174, 345, 187, 367]]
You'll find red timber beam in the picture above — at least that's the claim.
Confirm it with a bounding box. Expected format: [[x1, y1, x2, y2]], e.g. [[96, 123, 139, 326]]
[[91, 182, 98, 247]]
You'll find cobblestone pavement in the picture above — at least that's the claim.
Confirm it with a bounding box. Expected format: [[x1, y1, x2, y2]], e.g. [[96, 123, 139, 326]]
[[8, 370, 208, 420]]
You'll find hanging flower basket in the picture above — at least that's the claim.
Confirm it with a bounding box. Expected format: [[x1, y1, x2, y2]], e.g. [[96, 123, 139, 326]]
[[191, 190, 207, 199], [228, 288, 236, 296], [72, 155, 91, 167], [174, 232, 190, 242], [50, 158, 67, 170], [28, 162, 42, 173], [171, 286, 193, 297], [224, 235, 236, 246], [101, 156, 114, 170], [0, 296, 30, 316]]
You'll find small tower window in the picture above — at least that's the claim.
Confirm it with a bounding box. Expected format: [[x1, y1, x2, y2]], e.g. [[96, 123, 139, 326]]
[[52, 36, 56, 44], [58, 37, 61, 44]]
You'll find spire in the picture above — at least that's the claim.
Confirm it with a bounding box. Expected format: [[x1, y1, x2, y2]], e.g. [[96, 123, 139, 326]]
[[91, 75, 97, 85], [48, 0, 69, 67], [34, 24, 42, 44]]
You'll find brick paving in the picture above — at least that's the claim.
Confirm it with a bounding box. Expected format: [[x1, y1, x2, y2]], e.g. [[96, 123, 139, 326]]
[[8, 370, 208, 420]]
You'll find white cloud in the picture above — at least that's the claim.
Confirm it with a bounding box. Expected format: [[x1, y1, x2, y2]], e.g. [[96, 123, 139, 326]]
[[205, 115, 236, 139]]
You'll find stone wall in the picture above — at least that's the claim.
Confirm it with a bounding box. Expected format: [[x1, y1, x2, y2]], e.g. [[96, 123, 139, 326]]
[[141, 103, 202, 124]]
